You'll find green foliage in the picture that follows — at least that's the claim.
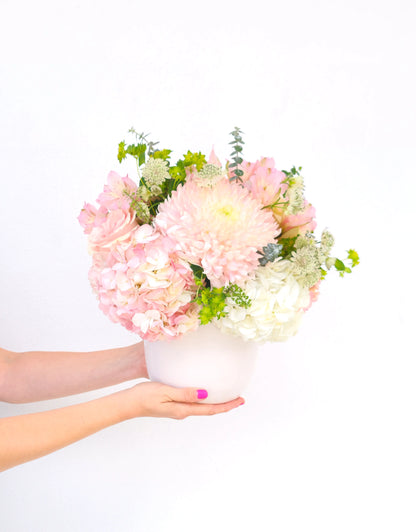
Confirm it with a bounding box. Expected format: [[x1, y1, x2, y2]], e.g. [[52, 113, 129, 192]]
[[152, 149, 172, 161], [118, 129, 160, 167], [118, 141, 127, 163], [127, 143, 147, 166], [224, 284, 251, 309], [229, 127, 245, 183], [258, 243, 283, 266], [324, 249, 360, 278], [190, 264, 210, 288], [183, 150, 206, 171], [166, 151, 207, 195], [279, 237, 298, 259], [197, 287, 228, 324], [190, 264, 251, 324], [282, 166, 303, 187]]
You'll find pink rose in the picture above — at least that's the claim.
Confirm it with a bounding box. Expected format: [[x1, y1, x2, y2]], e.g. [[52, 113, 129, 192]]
[[88, 208, 138, 253]]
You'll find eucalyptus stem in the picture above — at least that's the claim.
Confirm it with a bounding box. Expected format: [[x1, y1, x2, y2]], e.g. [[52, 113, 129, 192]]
[[229, 127, 245, 183]]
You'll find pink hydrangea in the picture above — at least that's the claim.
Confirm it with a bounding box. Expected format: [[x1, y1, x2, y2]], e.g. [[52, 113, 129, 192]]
[[154, 179, 280, 287], [88, 225, 200, 341]]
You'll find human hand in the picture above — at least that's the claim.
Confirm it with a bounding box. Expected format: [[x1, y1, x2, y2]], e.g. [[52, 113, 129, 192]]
[[119, 381, 245, 420]]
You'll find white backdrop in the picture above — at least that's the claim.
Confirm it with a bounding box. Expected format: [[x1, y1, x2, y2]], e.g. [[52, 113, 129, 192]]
[[1, 0, 415, 530]]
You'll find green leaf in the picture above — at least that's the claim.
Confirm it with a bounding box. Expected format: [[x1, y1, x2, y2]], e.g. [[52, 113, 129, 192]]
[[278, 237, 298, 259], [334, 259, 346, 271]]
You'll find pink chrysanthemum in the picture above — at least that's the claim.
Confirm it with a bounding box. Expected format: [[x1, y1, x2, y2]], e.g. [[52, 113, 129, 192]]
[[154, 179, 280, 287]]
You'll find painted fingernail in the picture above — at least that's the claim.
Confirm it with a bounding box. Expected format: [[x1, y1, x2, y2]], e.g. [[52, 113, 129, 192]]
[[239, 400, 245, 406], [197, 389, 208, 399]]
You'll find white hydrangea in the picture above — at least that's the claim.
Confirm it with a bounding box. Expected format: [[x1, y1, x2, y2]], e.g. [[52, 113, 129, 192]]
[[214, 258, 311, 343]]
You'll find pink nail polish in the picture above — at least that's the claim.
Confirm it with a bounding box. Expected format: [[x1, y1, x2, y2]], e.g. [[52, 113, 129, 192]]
[[197, 389, 208, 399]]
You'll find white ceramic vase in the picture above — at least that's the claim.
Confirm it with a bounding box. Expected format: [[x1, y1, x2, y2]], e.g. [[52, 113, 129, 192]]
[[144, 323, 258, 404]]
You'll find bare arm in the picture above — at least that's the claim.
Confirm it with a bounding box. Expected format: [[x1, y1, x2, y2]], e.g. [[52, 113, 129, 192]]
[[0, 344, 148, 403], [0, 382, 244, 472]]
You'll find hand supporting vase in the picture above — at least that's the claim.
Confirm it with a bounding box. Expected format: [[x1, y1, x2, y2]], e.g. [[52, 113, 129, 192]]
[[144, 323, 258, 404]]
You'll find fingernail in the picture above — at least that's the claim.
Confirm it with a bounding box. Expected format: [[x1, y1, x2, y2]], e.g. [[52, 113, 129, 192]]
[[239, 400, 245, 406], [197, 389, 208, 399]]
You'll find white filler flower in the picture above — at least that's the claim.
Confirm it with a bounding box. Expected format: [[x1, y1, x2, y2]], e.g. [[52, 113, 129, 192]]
[[214, 258, 311, 342]]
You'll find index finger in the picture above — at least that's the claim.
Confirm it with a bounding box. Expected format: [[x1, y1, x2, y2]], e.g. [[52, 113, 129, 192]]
[[180, 396, 245, 417]]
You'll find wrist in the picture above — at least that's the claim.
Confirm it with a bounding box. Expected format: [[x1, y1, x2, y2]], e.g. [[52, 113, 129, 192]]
[[114, 387, 143, 421], [120, 342, 148, 381]]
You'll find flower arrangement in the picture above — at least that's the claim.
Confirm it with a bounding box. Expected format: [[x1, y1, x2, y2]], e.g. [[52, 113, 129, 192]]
[[79, 128, 359, 343]]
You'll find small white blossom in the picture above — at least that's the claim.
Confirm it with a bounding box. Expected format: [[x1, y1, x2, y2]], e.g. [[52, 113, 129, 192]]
[[291, 246, 321, 288], [325, 256, 336, 269], [193, 163, 225, 188], [320, 229, 335, 255], [142, 158, 170, 187], [286, 175, 305, 215], [295, 232, 316, 250]]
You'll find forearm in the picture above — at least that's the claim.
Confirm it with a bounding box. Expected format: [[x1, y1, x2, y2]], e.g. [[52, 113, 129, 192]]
[[1, 343, 147, 403], [0, 389, 132, 472]]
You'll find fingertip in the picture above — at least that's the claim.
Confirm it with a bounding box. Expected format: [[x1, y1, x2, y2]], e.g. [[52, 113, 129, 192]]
[[197, 389, 208, 400]]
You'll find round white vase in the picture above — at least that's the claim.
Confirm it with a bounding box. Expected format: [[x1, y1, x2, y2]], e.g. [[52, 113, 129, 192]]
[[144, 323, 258, 404]]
